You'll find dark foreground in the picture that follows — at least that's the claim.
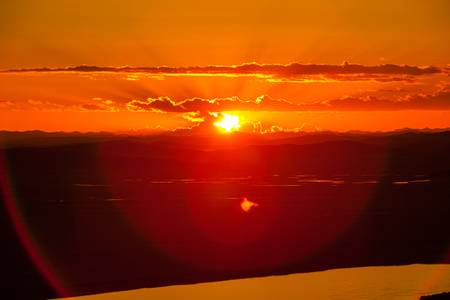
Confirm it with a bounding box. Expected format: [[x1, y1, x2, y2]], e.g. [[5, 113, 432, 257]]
[[421, 292, 450, 299], [1, 130, 449, 299]]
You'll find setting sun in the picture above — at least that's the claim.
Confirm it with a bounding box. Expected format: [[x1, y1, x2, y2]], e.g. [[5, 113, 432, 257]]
[[2, 1, 450, 299], [213, 114, 240, 132]]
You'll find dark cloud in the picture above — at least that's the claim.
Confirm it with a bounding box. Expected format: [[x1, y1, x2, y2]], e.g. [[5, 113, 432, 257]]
[[125, 85, 450, 115], [126, 97, 185, 113], [2, 63, 445, 82], [320, 96, 399, 111], [125, 95, 300, 113], [403, 84, 450, 110], [317, 84, 450, 111]]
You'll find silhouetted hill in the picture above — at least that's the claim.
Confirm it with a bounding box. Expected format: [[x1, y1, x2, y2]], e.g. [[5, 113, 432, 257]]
[[3, 130, 450, 179], [0, 130, 121, 148], [2, 128, 450, 149]]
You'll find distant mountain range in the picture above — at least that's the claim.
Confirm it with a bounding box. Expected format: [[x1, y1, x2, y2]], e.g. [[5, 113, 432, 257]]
[[2, 129, 450, 180], [1, 127, 450, 149]]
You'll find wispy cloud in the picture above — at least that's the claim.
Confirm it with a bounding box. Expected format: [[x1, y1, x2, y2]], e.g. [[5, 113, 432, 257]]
[[77, 99, 120, 112], [1, 98, 121, 112]]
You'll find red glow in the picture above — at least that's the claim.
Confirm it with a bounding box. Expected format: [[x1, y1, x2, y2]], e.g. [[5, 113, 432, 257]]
[[96, 138, 380, 271]]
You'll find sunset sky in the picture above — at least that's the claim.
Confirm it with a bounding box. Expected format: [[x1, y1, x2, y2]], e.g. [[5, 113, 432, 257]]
[[1, 0, 449, 133]]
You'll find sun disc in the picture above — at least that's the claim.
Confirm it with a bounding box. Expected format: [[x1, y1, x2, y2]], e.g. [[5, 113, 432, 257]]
[[214, 114, 240, 132]]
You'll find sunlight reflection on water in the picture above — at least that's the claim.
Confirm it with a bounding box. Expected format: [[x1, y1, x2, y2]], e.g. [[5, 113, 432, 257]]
[[54, 264, 450, 300], [111, 174, 433, 188]]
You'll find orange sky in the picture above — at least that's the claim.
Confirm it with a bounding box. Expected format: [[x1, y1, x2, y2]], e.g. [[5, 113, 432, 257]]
[[1, 0, 449, 133]]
